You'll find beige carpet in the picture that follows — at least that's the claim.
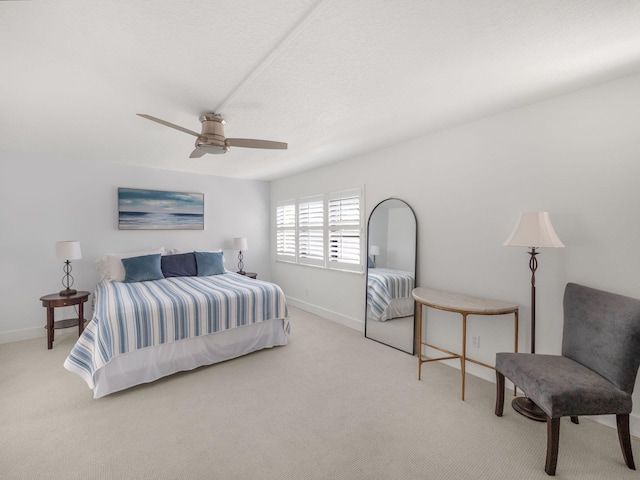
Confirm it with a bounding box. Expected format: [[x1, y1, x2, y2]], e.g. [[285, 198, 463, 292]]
[[1, 306, 638, 480]]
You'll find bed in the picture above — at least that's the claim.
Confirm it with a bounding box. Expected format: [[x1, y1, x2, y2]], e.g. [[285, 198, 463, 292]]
[[366, 268, 415, 322], [64, 251, 289, 398]]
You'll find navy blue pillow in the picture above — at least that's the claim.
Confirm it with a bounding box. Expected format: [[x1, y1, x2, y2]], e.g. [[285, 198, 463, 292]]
[[122, 254, 164, 283], [195, 251, 225, 276], [161, 252, 197, 277]]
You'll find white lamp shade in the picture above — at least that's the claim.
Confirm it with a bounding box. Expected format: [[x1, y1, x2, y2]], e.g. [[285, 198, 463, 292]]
[[369, 245, 381, 256], [56, 240, 82, 261], [233, 237, 248, 251], [503, 212, 564, 248]]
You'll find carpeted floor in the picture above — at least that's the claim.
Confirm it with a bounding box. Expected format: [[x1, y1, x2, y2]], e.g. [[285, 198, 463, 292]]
[[0, 306, 638, 479]]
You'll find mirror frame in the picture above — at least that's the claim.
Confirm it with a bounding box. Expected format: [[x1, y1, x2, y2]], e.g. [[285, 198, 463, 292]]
[[364, 198, 417, 354]]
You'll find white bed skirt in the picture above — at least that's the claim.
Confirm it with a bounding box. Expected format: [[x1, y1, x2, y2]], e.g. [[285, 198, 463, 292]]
[[82, 318, 288, 398], [367, 298, 414, 322]]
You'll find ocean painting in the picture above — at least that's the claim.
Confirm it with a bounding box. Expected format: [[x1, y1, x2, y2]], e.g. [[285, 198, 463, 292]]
[[118, 188, 204, 230]]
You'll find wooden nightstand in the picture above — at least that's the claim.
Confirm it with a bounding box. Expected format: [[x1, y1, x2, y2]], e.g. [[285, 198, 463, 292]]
[[40, 291, 90, 349], [239, 272, 257, 279]]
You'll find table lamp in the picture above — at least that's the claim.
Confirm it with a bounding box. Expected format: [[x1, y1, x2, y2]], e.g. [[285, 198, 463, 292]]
[[369, 245, 380, 267], [233, 237, 248, 275], [56, 240, 82, 296]]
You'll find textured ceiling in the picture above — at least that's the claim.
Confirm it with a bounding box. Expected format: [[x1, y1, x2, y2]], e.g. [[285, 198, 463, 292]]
[[2, 1, 640, 180]]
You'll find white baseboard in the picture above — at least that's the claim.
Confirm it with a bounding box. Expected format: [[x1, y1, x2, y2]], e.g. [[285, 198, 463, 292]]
[[0, 326, 47, 344], [631, 414, 640, 439], [286, 296, 364, 333], [595, 412, 640, 439]]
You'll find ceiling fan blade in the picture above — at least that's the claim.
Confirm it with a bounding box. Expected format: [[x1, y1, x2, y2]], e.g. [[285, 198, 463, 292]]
[[137, 114, 200, 137], [189, 148, 206, 158], [227, 138, 288, 150]]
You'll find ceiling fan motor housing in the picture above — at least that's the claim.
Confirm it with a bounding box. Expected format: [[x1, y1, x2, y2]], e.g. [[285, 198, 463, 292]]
[[137, 112, 286, 156], [196, 114, 230, 154]]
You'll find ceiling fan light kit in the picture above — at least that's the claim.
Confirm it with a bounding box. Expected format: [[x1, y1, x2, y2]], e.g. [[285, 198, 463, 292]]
[[137, 113, 287, 158], [195, 114, 230, 155]]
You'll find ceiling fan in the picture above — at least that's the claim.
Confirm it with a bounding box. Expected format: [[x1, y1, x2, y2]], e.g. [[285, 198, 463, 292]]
[[137, 113, 288, 158]]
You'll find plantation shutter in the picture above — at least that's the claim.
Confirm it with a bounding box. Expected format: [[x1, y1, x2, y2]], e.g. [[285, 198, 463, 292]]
[[276, 202, 296, 260], [328, 189, 362, 271], [298, 196, 324, 265]]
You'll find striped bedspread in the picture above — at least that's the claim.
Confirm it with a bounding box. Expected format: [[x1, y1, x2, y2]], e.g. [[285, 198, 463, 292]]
[[367, 268, 415, 319], [64, 273, 289, 388]]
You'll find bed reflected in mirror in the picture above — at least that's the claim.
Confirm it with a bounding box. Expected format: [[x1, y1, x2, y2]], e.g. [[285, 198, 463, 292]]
[[365, 198, 417, 354]]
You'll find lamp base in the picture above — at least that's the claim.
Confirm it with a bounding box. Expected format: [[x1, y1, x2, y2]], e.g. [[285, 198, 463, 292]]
[[237, 270, 246, 275], [512, 396, 546, 422], [59, 288, 77, 296]]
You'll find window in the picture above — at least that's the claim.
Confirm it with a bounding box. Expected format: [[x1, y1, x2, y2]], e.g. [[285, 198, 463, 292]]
[[275, 188, 363, 272]]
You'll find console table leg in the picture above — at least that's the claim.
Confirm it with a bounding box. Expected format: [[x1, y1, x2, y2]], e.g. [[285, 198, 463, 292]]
[[416, 302, 423, 380], [461, 313, 467, 401]]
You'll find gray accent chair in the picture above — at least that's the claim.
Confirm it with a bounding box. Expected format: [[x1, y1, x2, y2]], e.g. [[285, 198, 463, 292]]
[[495, 282, 640, 475]]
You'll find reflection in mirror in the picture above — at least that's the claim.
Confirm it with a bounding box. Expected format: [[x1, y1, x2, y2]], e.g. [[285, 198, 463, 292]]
[[365, 198, 417, 354]]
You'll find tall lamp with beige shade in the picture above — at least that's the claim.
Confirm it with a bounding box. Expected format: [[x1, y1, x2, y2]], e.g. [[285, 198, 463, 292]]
[[503, 211, 564, 421]]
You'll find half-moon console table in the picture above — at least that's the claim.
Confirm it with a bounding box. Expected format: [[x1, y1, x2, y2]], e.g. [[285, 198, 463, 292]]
[[412, 287, 518, 401]]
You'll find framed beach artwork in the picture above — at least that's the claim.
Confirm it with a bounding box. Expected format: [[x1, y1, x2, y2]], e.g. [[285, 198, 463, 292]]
[[118, 188, 204, 230]]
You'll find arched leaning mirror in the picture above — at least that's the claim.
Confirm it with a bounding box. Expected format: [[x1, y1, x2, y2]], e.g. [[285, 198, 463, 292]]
[[365, 198, 417, 354]]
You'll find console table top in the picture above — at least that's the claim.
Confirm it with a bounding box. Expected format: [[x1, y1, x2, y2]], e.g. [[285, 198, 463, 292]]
[[412, 287, 518, 315]]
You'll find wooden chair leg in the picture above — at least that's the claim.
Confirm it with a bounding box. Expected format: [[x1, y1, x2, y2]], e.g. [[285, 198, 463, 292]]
[[495, 371, 505, 417], [545, 416, 560, 476], [617, 414, 636, 470]]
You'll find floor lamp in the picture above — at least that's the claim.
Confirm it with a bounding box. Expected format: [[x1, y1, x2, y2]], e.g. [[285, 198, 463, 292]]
[[503, 211, 564, 421]]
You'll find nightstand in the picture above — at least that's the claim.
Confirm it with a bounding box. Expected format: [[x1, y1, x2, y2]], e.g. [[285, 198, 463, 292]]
[[40, 291, 90, 349], [239, 272, 257, 279]]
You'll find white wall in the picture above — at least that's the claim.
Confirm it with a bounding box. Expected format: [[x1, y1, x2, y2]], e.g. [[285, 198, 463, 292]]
[[386, 205, 415, 272], [271, 71, 640, 433], [0, 152, 270, 342]]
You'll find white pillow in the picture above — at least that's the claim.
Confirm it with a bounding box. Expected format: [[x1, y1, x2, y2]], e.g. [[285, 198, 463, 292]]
[[168, 248, 192, 255], [170, 248, 225, 263], [95, 247, 165, 281]]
